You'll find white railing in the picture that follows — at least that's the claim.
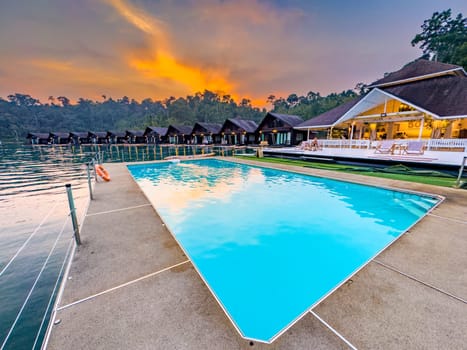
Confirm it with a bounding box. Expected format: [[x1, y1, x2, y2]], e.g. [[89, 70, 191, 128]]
[[426, 138, 467, 151], [317, 139, 372, 149], [317, 138, 467, 152]]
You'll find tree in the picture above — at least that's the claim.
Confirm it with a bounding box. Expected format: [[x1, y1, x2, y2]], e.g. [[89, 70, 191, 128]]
[[411, 9, 467, 68], [57, 96, 70, 107], [354, 83, 368, 95], [7, 93, 40, 107], [286, 94, 299, 106]]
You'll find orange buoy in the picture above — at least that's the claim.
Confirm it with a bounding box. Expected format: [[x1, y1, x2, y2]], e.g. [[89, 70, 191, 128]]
[[95, 164, 111, 182]]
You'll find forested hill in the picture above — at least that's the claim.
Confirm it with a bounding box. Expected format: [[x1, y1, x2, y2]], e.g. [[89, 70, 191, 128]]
[[0, 89, 358, 140]]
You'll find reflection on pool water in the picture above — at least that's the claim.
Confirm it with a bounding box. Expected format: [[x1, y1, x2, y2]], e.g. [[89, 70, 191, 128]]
[[128, 159, 439, 343]]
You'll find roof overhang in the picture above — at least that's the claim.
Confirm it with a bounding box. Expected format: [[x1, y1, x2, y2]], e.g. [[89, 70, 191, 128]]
[[337, 88, 440, 123], [294, 87, 455, 130], [367, 67, 467, 89], [294, 124, 335, 130]]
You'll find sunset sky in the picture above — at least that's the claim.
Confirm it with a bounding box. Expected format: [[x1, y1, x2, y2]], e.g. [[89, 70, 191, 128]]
[[1, 0, 466, 106]]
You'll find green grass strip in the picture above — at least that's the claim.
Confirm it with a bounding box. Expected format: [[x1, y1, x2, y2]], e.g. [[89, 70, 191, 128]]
[[235, 156, 463, 188]]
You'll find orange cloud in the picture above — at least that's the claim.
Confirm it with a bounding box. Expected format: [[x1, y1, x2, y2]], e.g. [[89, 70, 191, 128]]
[[106, 0, 236, 98], [30, 59, 74, 72]]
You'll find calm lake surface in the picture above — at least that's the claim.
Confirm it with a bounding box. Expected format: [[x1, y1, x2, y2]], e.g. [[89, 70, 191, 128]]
[[0, 143, 92, 349]]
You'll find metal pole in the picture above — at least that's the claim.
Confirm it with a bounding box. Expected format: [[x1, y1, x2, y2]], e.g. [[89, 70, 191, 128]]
[[65, 184, 81, 245], [91, 159, 98, 181], [86, 163, 94, 200], [455, 156, 466, 188]]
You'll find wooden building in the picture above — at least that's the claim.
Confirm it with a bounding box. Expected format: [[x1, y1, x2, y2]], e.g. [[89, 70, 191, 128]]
[[107, 131, 127, 144], [88, 131, 108, 144], [219, 118, 258, 145], [70, 132, 91, 145], [26, 133, 50, 145], [256, 113, 304, 146], [191, 122, 222, 144], [144, 126, 168, 144], [295, 59, 467, 141], [166, 125, 192, 144], [49, 132, 70, 144], [126, 130, 146, 144]]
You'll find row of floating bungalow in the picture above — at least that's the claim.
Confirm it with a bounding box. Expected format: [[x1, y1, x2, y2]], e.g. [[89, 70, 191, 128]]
[[28, 60, 467, 147], [27, 116, 306, 146]]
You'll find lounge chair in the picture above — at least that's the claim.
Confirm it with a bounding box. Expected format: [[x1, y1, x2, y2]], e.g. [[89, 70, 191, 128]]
[[296, 140, 313, 151], [404, 141, 425, 155], [375, 140, 395, 154]]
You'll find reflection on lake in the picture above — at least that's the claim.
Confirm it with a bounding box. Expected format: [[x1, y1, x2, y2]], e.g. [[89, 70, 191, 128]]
[[0, 143, 91, 349]]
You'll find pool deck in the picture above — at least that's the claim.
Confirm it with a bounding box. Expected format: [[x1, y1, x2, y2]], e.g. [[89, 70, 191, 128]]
[[46, 158, 467, 350]]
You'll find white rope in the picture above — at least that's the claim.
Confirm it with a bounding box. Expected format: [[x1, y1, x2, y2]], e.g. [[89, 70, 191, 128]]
[[57, 260, 190, 311], [85, 203, 152, 217], [1, 217, 70, 350], [0, 201, 60, 277], [40, 191, 92, 350], [310, 310, 358, 350], [31, 236, 74, 349]]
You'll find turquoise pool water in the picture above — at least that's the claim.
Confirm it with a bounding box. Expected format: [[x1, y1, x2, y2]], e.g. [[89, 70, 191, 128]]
[[128, 159, 439, 343]]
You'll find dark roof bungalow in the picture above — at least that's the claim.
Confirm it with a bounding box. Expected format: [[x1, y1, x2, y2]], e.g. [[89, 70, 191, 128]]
[[256, 112, 304, 145], [107, 131, 127, 144], [191, 122, 222, 144], [88, 131, 108, 144], [296, 59, 467, 141], [126, 130, 146, 144], [166, 125, 193, 144], [144, 126, 168, 144], [70, 132, 91, 145], [219, 118, 258, 145], [26, 132, 50, 145], [50, 132, 70, 144], [296, 97, 363, 129]]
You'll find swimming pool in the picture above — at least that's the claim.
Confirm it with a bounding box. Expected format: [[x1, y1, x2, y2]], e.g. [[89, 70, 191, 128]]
[[128, 159, 439, 343]]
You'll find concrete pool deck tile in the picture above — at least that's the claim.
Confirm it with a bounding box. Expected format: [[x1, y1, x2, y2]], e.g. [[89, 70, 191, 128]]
[[86, 163, 150, 215], [50, 264, 346, 350], [59, 205, 187, 306], [314, 262, 467, 350], [47, 159, 467, 349], [376, 215, 467, 299]]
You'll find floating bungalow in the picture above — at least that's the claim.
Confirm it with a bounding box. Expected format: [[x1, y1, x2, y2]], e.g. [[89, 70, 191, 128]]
[[219, 118, 258, 145], [191, 122, 222, 144], [70, 132, 91, 145], [49, 132, 70, 144], [126, 130, 146, 144], [107, 131, 127, 144], [89, 131, 108, 144], [256, 112, 304, 146], [26, 132, 50, 145], [166, 125, 192, 144], [144, 127, 168, 144]]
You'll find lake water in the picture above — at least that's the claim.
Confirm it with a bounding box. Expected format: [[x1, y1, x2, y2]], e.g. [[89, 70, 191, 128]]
[[0, 143, 93, 349]]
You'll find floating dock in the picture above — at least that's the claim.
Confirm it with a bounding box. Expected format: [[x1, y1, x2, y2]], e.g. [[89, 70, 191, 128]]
[[45, 160, 467, 349]]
